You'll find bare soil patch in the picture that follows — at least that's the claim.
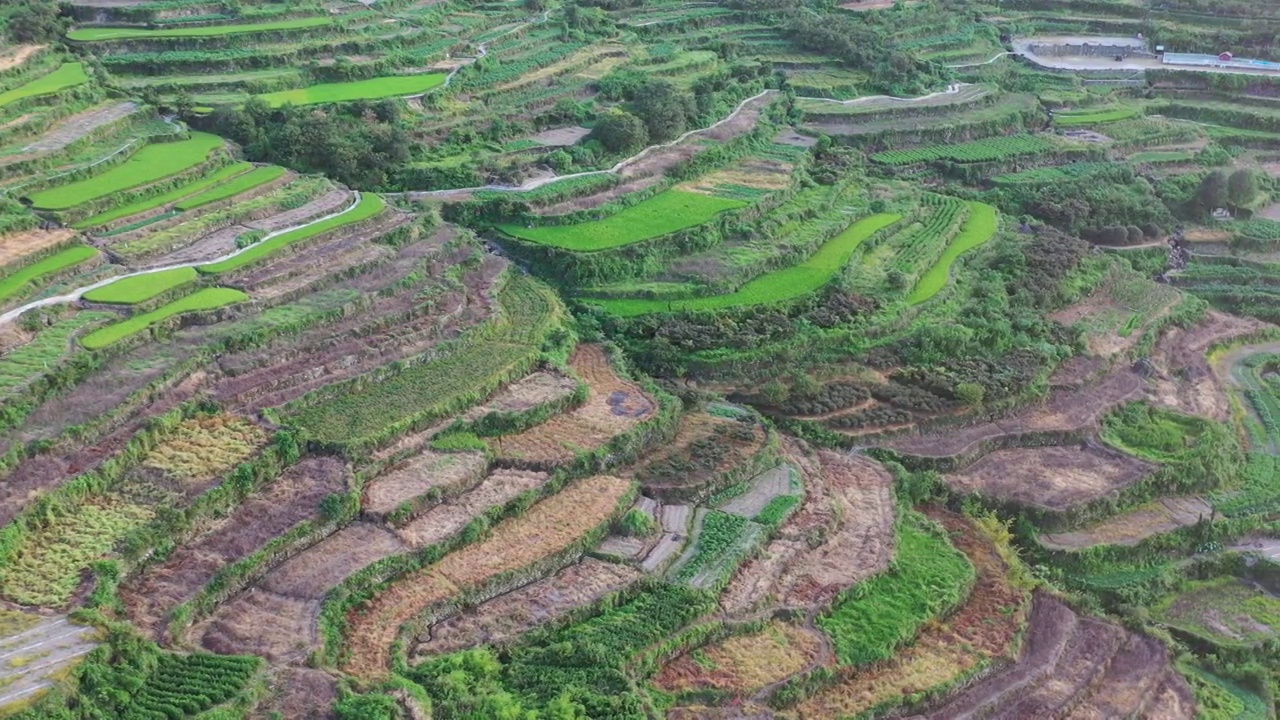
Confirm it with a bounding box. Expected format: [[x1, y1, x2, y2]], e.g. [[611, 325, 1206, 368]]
[[679, 157, 793, 195], [910, 592, 1193, 720], [0, 228, 77, 268], [121, 457, 349, 638], [944, 443, 1154, 512], [260, 522, 406, 599], [344, 475, 632, 679], [790, 511, 1026, 719], [495, 344, 655, 467], [410, 558, 640, 659], [721, 446, 895, 615], [1153, 310, 1265, 422], [251, 668, 337, 720], [885, 365, 1144, 458], [396, 468, 551, 548], [363, 450, 487, 521], [528, 126, 592, 147], [459, 370, 579, 421], [1039, 496, 1212, 550], [1259, 202, 1280, 221], [0, 45, 44, 73], [196, 588, 321, 664], [775, 128, 818, 147], [839, 0, 916, 10]]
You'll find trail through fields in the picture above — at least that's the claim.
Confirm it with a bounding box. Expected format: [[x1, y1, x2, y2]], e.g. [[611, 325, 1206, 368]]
[[0, 193, 365, 326]]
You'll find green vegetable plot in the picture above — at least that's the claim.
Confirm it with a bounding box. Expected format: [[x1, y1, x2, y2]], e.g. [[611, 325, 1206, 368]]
[[594, 213, 901, 316], [1054, 106, 1140, 126], [175, 165, 287, 209], [73, 162, 255, 229], [873, 135, 1056, 166], [67, 16, 332, 41], [0, 245, 99, 304], [81, 287, 248, 349], [0, 63, 90, 108], [906, 202, 998, 305], [498, 189, 746, 251], [83, 267, 199, 305], [256, 73, 449, 107], [28, 132, 226, 211], [199, 192, 384, 273]]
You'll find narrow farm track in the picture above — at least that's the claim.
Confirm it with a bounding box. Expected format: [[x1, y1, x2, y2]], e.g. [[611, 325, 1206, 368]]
[[0, 192, 367, 326]]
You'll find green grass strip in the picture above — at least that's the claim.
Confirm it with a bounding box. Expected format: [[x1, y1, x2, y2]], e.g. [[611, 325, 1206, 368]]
[[1054, 107, 1140, 126], [199, 192, 384, 274], [81, 287, 248, 349], [72, 162, 255, 229], [82, 267, 199, 305], [592, 213, 901, 316], [175, 165, 287, 210], [0, 63, 90, 108], [818, 516, 974, 666], [256, 73, 448, 108], [498, 189, 747, 251], [906, 201, 998, 305], [28, 132, 225, 211], [0, 311, 114, 394], [0, 245, 99, 304], [66, 16, 331, 41]]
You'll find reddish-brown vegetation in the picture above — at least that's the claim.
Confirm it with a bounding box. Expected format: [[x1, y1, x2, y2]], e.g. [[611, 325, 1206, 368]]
[[121, 457, 348, 638], [633, 412, 767, 502], [903, 593, 1194, 720], [495, 345, 655, 467], [944, 443, 1154, 512]]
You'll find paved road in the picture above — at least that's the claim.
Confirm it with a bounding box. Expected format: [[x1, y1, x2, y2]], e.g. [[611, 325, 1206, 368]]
[[1013, 36, 1280, 78]]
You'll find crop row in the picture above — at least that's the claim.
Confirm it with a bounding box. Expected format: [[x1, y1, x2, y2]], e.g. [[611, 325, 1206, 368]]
[[872, 134, 1057, 166], [67, 16, 333, 42], [499, 190, 746, 252], [74, 161, 256, 230], [199, 192, 384, 273], [0, 63, 90, 109], [906, 201, 999, 305], [888, 197, 966, 281], [593, 213, 901, 316], [27, 132, 226, 211], [0, 245, 98, 304], [81, 287, 249, 349]]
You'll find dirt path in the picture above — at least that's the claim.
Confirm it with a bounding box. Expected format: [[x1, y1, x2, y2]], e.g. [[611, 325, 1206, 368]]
[[0, 45, 44, 73]]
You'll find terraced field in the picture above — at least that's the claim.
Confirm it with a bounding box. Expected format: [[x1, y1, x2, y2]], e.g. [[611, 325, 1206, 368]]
[[1, 0, 1276, 715]]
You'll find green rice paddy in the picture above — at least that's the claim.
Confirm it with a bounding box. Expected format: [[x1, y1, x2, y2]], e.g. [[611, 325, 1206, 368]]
[[592, 213, 901, 316], [175, 165, 287, 210], [72, 162, 255, 229], [82, 267, 199, 305], [0, 246, 99, 304], [66, 17, 332, 42], [0, 63, 90, 108], [199, 192, 385, 273], [255, 73, 449, 108], [27, 132, 226, 211], [498, 190, 746, 251], [1054, 106, 1140, 126], [81, 287, 249, 349], [906, 202, 998, 305]]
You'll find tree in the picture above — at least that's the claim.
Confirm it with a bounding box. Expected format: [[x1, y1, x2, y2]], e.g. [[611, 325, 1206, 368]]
[[8, 0, 65, 43], [1195, 170, 1230, 215], [592, 109, 648, 153], [1227, 168, 1260, 209], [633, 79, 695, 143]]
